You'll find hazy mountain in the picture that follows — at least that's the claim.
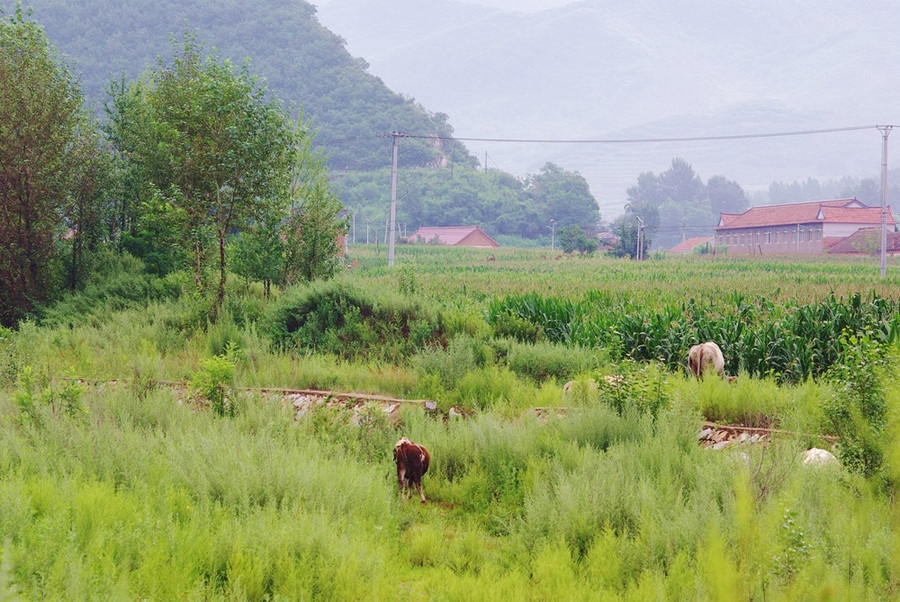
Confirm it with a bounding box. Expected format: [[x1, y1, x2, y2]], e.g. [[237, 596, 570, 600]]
[[315, 0, 900, 217]]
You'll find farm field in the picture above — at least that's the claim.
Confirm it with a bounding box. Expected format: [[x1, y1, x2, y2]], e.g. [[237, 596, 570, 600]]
[[2, 247, 900, 600]]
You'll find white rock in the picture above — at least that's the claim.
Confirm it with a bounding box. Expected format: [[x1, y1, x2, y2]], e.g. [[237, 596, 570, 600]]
[[802, 448, 838, 467]]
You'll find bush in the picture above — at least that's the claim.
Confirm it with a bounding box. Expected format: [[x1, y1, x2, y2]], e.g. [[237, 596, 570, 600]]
[[597, 359, 669, 419], [268, 280, 443, 362], [39, 253, 185, 327], [189, 351, 237, 417], [823, 331, 888, 476], [496, 339, 604, 383]]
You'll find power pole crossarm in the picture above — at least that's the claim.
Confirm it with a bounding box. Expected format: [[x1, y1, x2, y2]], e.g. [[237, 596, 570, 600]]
[[879, 125, 892, 277]]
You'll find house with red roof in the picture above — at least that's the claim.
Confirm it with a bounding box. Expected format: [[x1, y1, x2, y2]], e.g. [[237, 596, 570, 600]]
[[668, 236, 714, 254], [714, 198, 895, 255], [407, 225, 500, 248], [825, 227, 900, 256]]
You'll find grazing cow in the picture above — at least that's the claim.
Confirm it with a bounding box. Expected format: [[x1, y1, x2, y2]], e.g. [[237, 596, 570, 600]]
[[394, 437, 431, 504], [688, 341, 726, 380]]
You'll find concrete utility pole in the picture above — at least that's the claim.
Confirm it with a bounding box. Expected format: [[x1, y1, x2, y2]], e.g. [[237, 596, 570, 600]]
[[549, 219, 557, 252], [388, 131, 403, 268], [635, 216, 645, 260], [879, 125, 892, 277]]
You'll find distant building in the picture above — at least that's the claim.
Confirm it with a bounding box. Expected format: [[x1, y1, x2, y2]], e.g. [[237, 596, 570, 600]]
[[715, 198, 895, 255], [596, 231, 619, 252], [668, 236, 714, 254], [407, 226, 500, 248], [825, 227, 900, 256]]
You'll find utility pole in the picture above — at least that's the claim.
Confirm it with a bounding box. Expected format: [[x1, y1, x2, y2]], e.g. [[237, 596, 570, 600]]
[[549, 219, 557, 252], [682, 221, 686, 244], [635, 216, 645, 260], [879, 125, 892, 277], [365, 218, 370, 245], [388, 131, 403, 268]]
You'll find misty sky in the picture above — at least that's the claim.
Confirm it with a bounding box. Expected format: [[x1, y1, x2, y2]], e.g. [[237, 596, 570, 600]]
[[465, 0, 574, 11], [315, 1, 900, 220]]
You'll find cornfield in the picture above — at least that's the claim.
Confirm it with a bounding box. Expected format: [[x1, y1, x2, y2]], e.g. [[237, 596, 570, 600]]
[[488, 290, 900, 382]]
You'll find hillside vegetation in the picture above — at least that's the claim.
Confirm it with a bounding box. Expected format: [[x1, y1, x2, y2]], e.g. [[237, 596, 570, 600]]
[[2, 248, 900, 598]]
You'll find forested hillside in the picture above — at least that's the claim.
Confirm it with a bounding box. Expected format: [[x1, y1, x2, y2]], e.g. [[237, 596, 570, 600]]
[[2, 0, 473, 172]]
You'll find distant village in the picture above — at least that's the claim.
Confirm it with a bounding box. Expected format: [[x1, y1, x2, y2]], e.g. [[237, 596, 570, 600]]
[[405, 198, 899, 257]]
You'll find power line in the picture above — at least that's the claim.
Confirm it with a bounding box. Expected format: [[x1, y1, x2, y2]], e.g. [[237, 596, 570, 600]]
[[396, 124, 884, 145]]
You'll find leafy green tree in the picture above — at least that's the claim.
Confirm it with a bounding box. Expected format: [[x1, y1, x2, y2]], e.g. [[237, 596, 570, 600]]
[[525, 163, 600, 233], [559, 225, 598, 255], [109, 35, 300, 319], [0, 6, 106, 326], [609, 214, 648, 259], [285, 123, 349, 283]]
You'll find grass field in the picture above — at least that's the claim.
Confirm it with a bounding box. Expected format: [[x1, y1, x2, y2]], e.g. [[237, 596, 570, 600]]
[[2, 246, 900, 599]]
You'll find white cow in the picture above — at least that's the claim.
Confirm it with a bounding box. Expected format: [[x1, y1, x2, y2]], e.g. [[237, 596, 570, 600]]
[[687, 341, 726, 380]]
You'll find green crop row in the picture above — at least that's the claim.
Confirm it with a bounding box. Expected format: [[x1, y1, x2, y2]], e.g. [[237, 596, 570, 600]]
[[488, 291, 900, 382]]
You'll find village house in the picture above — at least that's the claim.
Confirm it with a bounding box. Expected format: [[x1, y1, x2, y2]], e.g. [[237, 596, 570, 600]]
[[668, 236, 714, 255], [407, 226, 500, 248], [825, 227, 900, 256], [715, 198, 896, 255]]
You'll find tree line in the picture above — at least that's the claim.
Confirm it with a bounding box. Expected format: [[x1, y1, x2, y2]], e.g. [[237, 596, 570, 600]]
[[0, 10, 346, 327]]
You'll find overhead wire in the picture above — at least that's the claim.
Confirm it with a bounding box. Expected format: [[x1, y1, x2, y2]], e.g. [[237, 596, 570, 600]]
[[394, 124, 883, 145]]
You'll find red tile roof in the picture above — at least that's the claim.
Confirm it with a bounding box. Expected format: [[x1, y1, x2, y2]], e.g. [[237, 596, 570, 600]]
[[668, 236, 714, 254], [408, 226, 499, 247], [819, 206, 895, 225], [715, 198, 894, 229], [826, 227, 900, 254]]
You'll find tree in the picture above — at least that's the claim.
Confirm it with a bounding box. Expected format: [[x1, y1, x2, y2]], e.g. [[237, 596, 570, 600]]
[[283, 126, 349, 285], [525, 163, 600, 233], [109, 35, 300, 319], [559, 225, 598, 255], [609, 215, 649, 259], [0, 6, 106, 326], [707, 175, 749, 216]]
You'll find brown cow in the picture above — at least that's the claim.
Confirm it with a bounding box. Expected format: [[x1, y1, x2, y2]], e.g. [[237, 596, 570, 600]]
[[688, 341, 726, 380], [393, 437, 431, 504]]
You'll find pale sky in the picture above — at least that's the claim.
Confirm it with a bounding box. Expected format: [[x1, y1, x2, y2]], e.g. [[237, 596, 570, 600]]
[[466, 0, 574, 11]]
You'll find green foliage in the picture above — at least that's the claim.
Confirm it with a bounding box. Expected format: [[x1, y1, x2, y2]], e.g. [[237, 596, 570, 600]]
[[38, 252, 185, 327], [333, 163, 600, 242], [773, 508, 813, 582], [559, 225, 598, 255], [597, 359, 670, 418], [0, 6, 106, 326], [823, 331, 888, 476], [500, 339, 603, 383], [189, 347, 238, 416], [10, 0, 476, 173], [412, 335, 484, 390], [108, 34, 301, 319], [13, 365, 86, 424], [489, 289, 900, 384], [268, 279, 443, 362]]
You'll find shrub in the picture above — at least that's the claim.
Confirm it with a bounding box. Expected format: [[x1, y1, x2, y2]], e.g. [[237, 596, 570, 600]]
[[499, 339, 603, 383], [596, 359, 669, 418], [268, 280, 443, 362], [189, 351, 237, 417], [822, 331, 888, 477]]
